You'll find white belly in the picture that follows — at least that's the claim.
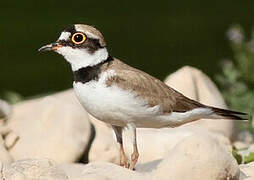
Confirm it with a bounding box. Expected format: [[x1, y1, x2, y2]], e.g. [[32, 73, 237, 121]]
[[73, 80, 161, 127]]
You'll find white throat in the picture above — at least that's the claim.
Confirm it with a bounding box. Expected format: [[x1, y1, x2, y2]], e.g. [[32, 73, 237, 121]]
[[56, 47, 109, 71]]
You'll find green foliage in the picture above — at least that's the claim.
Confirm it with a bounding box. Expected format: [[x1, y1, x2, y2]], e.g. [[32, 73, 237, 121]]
[[233, 147, 254, 164], [216, 25, 254, 135], [244, 152, 254, 164], [216, 25, 254, 163], [232, 148, 243, 164], [216, 25, 254, 113], [0, 91, 23, 104]]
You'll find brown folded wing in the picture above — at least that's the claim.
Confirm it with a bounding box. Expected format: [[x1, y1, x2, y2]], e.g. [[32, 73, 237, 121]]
[[105, 59, 205, 114]]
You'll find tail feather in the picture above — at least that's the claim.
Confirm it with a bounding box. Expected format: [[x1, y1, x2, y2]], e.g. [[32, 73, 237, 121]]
[[210, 107, 248, 120]]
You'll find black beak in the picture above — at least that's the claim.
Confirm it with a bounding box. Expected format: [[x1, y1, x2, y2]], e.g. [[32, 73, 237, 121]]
[[38, 42, 62, 52]]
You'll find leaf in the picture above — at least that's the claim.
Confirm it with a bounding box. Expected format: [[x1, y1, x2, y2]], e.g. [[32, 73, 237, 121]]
[[232, 149, 243, 164], [0, 91, 23, 104], [244, 152, 254, 164]]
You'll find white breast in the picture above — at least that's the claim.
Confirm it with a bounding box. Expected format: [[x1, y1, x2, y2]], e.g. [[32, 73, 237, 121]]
[[73, 70, 161, 127]]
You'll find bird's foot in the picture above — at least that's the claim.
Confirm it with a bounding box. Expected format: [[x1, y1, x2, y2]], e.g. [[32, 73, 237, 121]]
[[120, 154, 129, 168], [129, 150, 139, 170]]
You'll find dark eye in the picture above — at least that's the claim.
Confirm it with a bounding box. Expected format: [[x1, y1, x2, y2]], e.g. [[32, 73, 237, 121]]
[[71, 32, 86, 44]]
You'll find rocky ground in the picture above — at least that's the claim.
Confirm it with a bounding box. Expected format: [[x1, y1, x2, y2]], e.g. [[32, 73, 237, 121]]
[[0, 66, 253, 180]]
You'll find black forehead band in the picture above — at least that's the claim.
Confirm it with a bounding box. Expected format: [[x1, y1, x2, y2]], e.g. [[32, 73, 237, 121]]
[[59, 25, 105, 53], [63, 25, 76, 34], [62, 25, 103, 46]]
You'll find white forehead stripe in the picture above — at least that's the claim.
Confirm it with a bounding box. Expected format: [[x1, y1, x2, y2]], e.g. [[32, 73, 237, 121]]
[[74, 24, 101, 40], [58, 32, 71, 41], [85, 31, 99, 39]]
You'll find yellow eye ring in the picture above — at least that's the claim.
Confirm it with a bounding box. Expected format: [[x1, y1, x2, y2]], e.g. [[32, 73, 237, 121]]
[[71, 32, 86, 44]]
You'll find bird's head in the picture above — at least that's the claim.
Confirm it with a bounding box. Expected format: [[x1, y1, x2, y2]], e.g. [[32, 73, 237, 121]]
[[39, 24, 109, 71]]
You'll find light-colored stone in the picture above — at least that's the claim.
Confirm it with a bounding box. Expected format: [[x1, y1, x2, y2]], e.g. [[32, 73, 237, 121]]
[[0, 124, 14, 163], [239, 162, 254, 180], [152, 132, 240, 180], [1, 159, 68, 180], [73, 162, 145, 180], [237, 131, 253, 144], [4, 132, 19, 150], [7, 90, 91, 163], [58, 163, 115, 180], [58, 163, 86, 180], [164, 66, 234, 139], [135, 159, 162, 173], [55, 162, 147, 180], [124, 126, 232, 164], [234, 141, 249, 150], [62, 130, 238, 180], [0, 135, 13, 163]]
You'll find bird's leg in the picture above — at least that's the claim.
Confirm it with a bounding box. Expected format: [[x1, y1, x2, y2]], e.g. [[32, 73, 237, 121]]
[[112, 125, 128, 168], [127, 123, 139, 170]]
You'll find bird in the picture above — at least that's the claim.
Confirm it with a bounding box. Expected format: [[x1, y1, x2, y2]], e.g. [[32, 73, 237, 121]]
[[39, 24, 247, 170]]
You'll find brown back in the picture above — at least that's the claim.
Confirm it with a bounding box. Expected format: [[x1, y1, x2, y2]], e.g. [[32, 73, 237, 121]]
[[103, 58, 205, 114]]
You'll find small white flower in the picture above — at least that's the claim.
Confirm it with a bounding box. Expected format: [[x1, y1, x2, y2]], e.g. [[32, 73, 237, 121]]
[[227, 27, 244, 44]]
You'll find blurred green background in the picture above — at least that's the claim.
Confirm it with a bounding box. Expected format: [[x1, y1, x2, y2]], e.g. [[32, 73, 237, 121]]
[[1, 0, 254, 98]]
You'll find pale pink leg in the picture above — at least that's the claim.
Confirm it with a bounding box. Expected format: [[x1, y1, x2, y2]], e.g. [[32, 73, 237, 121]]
[[127, 123, 139, 170], [112, 125, 128, 168]]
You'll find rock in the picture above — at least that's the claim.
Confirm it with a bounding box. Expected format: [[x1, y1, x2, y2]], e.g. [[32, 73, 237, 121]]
[[135, 159, 162, 173], [4, 131, 19, 150], [0, 124, 14, 163], [58, 163, 87, 180], [164, 66, 234, 139], [7, 90, 91, 163], [58, 163, 116, 180], [239, 162, 254, 180], [0, 135, 13, 163], [38, 162, 146, 180], [152, 132, 240, 180], [1, 159, 68, 180], [234, 141, 249, 150], [62, 130, 238, 180], [124, 127, 232, 164], [65, 162, 146, 180], [0, 99, 12, 119], [7, 131, 236, 180], [237, 131, 253, 144]]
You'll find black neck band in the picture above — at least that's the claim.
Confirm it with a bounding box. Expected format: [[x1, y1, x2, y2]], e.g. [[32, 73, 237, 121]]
[[73, 56, 113, 84]]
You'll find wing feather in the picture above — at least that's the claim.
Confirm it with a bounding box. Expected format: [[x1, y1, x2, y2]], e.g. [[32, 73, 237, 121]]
[[105, 60, 205, 114]]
